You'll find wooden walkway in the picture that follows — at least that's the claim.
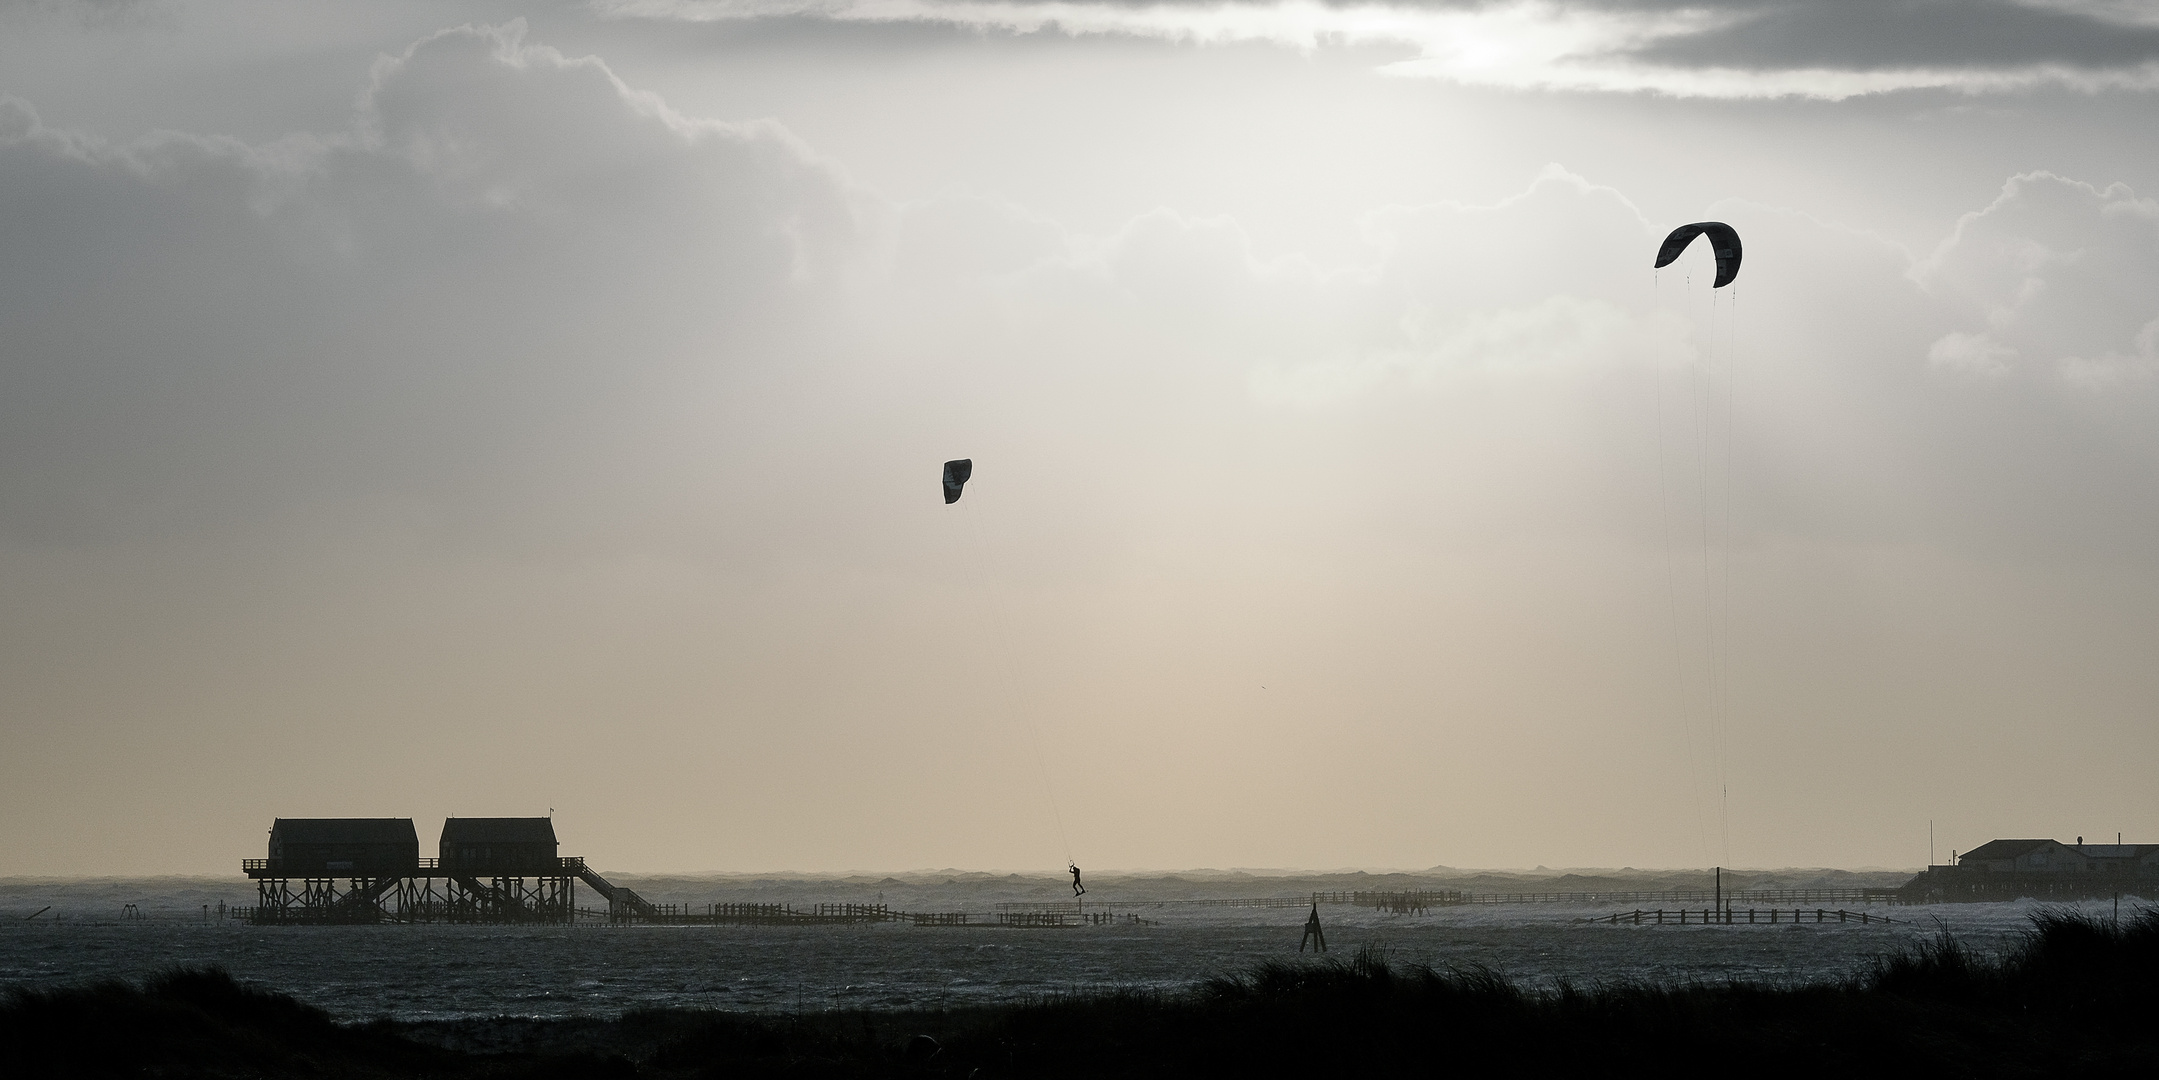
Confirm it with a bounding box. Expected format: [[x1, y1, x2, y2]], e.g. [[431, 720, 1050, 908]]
[[485, 888, 1909, 928], [981, 888, 1902, 920], [603, 903, 902, 926], [1589, 908, 1896, 926]]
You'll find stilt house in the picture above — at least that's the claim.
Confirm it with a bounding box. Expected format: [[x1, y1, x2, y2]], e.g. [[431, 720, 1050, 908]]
[[439, 817, 560, 874], [265, 818, 420, 875]]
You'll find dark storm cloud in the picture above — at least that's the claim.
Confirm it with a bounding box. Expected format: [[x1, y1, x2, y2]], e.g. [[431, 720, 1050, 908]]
[[1620, 0, 2159, 72], [1107, 0, 2159, 71]]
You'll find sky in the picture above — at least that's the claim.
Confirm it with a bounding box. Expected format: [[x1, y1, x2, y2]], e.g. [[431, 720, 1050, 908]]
[[1, 0, 2155, 876]]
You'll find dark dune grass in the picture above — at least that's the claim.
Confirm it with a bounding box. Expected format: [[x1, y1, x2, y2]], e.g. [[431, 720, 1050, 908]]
[[6, 909, 2157, 1078]]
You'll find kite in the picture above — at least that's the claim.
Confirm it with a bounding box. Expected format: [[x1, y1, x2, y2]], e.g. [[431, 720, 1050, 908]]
[[942, 459, 973, 504], [1653, 222, 1742, 288]]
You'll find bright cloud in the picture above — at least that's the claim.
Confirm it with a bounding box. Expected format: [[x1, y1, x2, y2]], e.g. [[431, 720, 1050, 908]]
[[599, 0, 2159, 99], [1250, 297, 1694, 405], [1915, 172, 2159, 382]]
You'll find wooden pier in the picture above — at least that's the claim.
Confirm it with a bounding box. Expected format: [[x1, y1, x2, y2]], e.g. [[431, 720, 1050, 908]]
[[1453, 888, 1898, 906], [243, 854, 663, 926]]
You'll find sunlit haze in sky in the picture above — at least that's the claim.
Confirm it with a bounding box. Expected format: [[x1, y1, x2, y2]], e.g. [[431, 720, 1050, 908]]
[[3, 0, 2156, 875]]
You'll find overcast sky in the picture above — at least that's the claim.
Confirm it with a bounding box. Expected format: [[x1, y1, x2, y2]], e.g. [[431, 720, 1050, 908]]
[[2, 0, 2155, 875]]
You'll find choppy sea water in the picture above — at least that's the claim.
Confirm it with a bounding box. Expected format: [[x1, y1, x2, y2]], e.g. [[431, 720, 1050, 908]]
[[1, 877, 2137, 1021]]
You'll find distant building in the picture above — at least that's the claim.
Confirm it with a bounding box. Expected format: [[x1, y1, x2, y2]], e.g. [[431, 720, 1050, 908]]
[[266, 818, 419, 876], [2075, 844, 2159, 876], [439, 817, 560, 874], [1956, 839, 2159, 875], [1903, 837, 2159, 902], [1956, 839, 2086, 873]]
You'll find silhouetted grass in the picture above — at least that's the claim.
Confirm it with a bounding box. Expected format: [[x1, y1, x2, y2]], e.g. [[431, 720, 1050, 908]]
[[0, 965, 456, 1078], [8, 911, 2159, 1078]]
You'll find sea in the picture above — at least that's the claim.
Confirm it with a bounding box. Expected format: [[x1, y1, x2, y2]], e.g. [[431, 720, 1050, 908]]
[[0, 872, 2135, 1022]]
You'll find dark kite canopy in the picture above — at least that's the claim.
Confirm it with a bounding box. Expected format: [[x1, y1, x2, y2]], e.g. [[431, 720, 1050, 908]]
[[1653, 222, 1742, 288], [942, 459, 973, 504]]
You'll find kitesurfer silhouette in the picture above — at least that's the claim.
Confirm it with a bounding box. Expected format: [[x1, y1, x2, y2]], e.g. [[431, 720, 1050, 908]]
[[1069, 864, 1086, 897]]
